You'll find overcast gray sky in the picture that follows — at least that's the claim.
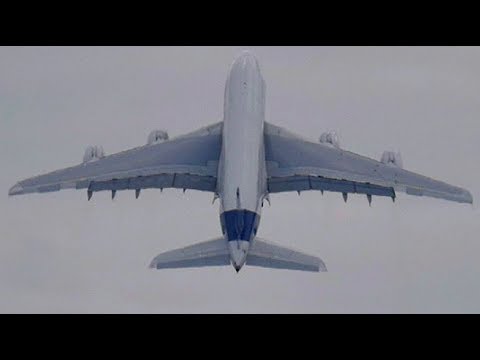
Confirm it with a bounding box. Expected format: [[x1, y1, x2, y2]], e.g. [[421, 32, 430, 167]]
[[1, 46, 479, 313]]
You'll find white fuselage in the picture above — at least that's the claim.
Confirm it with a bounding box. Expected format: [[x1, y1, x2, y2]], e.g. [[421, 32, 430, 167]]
[[217, 51, 267, 271]]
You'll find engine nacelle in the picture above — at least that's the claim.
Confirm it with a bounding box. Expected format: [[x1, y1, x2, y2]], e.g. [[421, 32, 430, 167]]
[[319, 131, 340, 148], [380, 151, 403, 168], [147, 130, 169, 145], [83, 145, 105, 163]]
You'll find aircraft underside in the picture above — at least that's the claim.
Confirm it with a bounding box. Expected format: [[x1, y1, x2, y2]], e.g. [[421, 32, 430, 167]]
[[8, 51, 473, 273]]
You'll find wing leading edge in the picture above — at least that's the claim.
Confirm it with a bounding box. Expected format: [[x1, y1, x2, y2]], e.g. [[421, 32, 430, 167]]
[[264, 122, 473, 204], [9, 122, 223, 197]]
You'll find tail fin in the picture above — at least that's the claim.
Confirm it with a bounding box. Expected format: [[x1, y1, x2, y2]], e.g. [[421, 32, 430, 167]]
[[149, 237, 229, 270], [247, 238, 327, 272]]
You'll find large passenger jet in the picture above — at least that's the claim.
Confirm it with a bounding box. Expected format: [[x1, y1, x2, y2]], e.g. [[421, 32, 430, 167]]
[[9, 51, 473, 273]]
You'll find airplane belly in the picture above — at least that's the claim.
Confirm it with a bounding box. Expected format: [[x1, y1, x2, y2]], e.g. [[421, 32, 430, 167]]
[[220, 51, 266, 214]]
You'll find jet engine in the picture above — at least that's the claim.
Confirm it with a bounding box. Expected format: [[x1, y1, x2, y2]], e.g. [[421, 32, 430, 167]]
[[147, 130, 169, 145], [83, 145, 105, 163], [380, 151, 403, 168], [319, 131, 340, 148]]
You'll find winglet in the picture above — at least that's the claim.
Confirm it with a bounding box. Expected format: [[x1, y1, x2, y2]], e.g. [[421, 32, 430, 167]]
[[8, 183, 24, 196], [465, 190, 474, 205]]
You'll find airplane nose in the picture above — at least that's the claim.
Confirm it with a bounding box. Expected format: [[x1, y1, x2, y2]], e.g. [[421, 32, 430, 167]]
[[232, 51, 260, 72], [228, 240, 249, 272]]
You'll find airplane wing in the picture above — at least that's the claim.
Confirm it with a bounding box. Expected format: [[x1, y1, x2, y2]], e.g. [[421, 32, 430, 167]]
[[264, 122, 473, 204], [9, 122, 223, 198]]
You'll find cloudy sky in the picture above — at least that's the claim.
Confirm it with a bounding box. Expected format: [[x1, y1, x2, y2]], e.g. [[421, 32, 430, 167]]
[[1, 46, 479, 313]]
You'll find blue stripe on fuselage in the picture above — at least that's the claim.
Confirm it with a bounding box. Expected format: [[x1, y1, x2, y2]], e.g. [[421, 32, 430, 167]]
[[220, 210, 260, 242]]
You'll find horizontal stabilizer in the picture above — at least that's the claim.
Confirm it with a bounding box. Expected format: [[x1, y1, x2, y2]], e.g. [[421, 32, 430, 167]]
[[247, 238, 327, 272], [149, 237, 230, 270]]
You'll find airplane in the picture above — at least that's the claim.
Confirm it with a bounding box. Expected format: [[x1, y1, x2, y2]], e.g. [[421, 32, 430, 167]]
[[8, 51, 473, 273]]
